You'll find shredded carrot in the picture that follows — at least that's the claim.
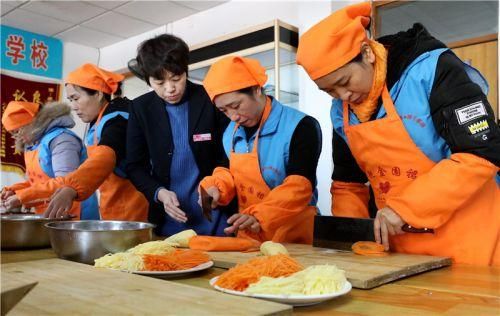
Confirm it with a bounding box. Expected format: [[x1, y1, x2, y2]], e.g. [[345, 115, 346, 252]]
[[142, 249, 211, 271], [352, 241, 388, 256], [215, 254, 303, 291]]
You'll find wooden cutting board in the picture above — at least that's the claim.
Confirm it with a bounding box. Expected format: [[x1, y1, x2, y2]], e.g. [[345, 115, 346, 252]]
[[1, 259, 292, 315], [208, 243, 452, 289]]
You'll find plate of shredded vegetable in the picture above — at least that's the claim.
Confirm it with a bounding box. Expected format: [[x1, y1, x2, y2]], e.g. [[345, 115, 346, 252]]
[[210, 276, 351, 306], [94, 246, 214, 277], [208, 254, 352, 306]]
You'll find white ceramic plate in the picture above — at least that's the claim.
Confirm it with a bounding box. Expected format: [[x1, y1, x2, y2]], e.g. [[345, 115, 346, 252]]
[[209, 276, 352, 306], [123, 261, 214, 277]]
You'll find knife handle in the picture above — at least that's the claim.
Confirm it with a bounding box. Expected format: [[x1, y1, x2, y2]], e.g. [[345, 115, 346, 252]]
[[402, 224, 434, 234]]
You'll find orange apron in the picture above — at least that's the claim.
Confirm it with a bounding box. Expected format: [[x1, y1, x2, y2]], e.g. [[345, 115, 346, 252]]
[[24, 149, 81, 218], [343, 86, 499, 265], [88, 104, 148, 221], [230, 98, 314, 243]]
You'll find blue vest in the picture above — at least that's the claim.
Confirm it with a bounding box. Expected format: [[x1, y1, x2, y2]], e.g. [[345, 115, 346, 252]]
[[223, 98, 319, 207], [86, 111, 129, 178], [331, 48, 489, 164], [27, 127, 98, 218]]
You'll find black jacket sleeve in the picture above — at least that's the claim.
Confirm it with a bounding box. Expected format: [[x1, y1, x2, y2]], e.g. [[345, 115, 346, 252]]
[[126, 101, 163, 202], [214, 106, 230, 168], [430, 51, 500, 166], [99, 116, 127, 163], [286, 116, 322, 186], [331, 129, 368, 183]]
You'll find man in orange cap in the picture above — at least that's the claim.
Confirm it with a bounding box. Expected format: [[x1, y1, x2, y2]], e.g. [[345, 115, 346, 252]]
[[200, 56, 322, 244], [1, 101, 97, 218], [16, 63, 149, 221], [297, 2, 499, 265]]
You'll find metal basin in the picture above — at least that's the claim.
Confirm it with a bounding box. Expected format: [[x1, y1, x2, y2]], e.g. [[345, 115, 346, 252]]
[[1, 214, 65, 250], [45, 220, 154, 264]]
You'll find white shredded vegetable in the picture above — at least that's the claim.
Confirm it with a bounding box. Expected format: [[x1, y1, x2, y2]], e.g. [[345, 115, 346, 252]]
[[245, 265, 347, 295], [94, 252, 144, 271]]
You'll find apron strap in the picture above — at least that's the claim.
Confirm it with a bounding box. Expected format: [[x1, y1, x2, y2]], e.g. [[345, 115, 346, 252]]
[[90, 102, 109, 145]]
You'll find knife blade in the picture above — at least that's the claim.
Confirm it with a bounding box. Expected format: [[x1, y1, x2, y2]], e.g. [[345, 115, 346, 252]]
[[313, 216, 375, 250], [1, 282, 37, 316], [313, 215, 434, 250], [200, 186, 213, 222]]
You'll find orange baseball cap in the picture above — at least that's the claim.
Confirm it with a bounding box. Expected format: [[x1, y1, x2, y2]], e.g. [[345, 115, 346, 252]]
[[296, 2, 372, 80], [66, 63, 124, 95], [203, 56, 268, 102], [2, 101, 40, 132]]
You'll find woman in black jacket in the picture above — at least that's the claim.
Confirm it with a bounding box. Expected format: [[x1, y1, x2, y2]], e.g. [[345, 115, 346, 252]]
[[127, 34, 232, 236]]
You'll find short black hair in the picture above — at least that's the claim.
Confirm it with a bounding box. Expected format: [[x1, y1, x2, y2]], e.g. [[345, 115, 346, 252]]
[[134, 34, 189, 85]]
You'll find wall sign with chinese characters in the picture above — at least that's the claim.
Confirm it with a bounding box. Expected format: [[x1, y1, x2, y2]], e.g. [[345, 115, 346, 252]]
[[1, 25, 63, 79]]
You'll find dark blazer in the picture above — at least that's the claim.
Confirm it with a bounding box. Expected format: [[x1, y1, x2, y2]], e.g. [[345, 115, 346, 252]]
[[126, 81, 231, 228]]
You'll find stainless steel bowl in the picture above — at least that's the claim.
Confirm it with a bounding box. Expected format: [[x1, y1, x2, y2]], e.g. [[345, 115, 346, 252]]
[[45, 220, 154, 264], [1, 214, 65, 250]]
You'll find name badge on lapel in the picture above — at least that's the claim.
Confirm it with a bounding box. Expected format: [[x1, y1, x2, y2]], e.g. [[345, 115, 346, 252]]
[[193, 133, 212, 142]]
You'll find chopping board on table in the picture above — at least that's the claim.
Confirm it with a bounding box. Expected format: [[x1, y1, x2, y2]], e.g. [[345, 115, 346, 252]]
[[208, 243, 452, 289], [1, 258, 292, 315]]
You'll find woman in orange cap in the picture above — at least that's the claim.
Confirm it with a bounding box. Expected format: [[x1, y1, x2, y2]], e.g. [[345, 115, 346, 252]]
[[200, 56, 322, 244], [297, 2, 499, 265], [20, 63, 149, 221], [1, 101, 97, 218]]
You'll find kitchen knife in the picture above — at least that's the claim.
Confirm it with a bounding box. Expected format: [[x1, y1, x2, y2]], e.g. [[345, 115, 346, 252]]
[[200, 186, 213, 222], [1, 282, 37, 316], [314, 215, 375, 250], [313, 215, 434, 250]]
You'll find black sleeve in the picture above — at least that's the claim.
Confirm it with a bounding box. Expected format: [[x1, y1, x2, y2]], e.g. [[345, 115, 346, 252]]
[[430, 51, 500, 166], [286, 116, 322, 186], [125, 102, 163, 202], [214, 106, 230, 168], [98, 116, 127, 163], [332, 129, 368, 183]]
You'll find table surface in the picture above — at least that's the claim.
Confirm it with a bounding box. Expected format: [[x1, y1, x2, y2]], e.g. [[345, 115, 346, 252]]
[[2, 247, 499, 315]]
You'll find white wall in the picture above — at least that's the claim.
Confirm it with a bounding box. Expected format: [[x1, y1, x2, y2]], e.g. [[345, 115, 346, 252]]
[[99, 26, 167, 73], [171, 1, 298, 47]]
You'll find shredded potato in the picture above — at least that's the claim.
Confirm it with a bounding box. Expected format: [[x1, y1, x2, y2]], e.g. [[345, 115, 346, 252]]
[[127, 240, 177, 255], [94, 252, 144, 271], [245, 265, 347, 295]]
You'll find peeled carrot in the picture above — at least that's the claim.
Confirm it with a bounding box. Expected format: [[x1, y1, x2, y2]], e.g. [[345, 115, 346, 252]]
[[215, 254, 303, 291], [352, 241, 388, 256], [142, 249, 210, 271]]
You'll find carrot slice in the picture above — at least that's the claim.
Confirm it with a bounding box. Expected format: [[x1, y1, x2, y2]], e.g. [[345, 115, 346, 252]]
[[352, 241, 388, 256]]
